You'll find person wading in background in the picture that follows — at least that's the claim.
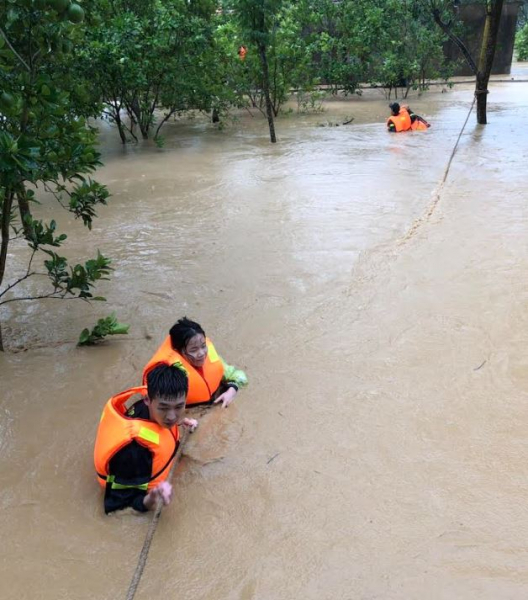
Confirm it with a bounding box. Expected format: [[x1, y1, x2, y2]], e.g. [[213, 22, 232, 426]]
[[387, 102, 430, 132]]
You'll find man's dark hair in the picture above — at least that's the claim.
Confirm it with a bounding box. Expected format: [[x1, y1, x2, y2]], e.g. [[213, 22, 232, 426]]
[[169, 317, 206, 352], [389, 102, 400, 115], [146, 364, 188, 400]]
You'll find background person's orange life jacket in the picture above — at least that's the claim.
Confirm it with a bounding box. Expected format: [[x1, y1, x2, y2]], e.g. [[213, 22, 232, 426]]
[[387, 107, 412, 132], [411, 119, 429, 131]]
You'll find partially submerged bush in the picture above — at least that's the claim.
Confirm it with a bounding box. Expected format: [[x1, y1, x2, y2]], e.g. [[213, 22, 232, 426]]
[[516, 24, 528, 61], [78, 313, 129, 346]]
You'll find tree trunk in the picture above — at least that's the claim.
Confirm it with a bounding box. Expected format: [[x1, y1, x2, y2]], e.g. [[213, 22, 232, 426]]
[[130, 98, 149, 139], [139, 120, 149, 140], [114, 111, 127, 144], [0, 189, 14, 290], [432, 1, 504, 125], [17, 188, 33, 239], [0, 188, 13, 350], [475, 73, 489, 124], [475, 0, 505, 125], [258, 43, 277, 143]]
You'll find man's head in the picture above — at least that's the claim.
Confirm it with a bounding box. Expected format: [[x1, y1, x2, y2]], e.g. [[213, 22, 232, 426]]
[[389, 102, 400, 116], [170, 317, 208, 368], [144, 364, 188, 428]]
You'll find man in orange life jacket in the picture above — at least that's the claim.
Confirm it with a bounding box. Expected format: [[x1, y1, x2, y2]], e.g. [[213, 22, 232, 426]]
[[94, 364, 198, 514], [387, 102, 430, 133]]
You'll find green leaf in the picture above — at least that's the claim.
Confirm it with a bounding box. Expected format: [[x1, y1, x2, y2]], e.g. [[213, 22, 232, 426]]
[[77, 314, 130, 346], [78, 328, 91, 345]]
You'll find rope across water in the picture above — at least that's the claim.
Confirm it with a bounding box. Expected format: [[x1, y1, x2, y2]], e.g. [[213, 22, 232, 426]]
[[399, 96, 476, 244], [124, 430, 188, 600]]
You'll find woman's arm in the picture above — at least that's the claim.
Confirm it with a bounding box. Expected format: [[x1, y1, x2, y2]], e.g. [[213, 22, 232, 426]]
[[213, 357, 249, 408], [220, 358, 248, 388]]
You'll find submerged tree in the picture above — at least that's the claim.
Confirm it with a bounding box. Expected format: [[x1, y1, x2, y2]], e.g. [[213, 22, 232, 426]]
[[428, 0, 505, 124], [79, 0, 223, 143], [234, 0, 285, 143], [0, 1, 112, 350], [218, 0, 317, 118]]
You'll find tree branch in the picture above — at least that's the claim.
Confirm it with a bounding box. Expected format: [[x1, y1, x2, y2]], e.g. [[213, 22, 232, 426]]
[[154, 109, 176, 139], [0, 292, 82, 307], [0, 271, 36, 300], [432, 8, 478, 75], [43, 181, 69, 210], [0, 26, 30, 72], [0, 245, 47, 300]]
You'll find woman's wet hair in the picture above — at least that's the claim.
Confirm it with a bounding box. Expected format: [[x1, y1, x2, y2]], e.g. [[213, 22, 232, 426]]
[[146, 364, 188, 400], [169, 317, 206, 352]]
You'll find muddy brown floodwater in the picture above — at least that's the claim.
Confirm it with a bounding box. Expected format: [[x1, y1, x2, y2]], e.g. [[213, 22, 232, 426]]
[[1, 66, 528, 600]]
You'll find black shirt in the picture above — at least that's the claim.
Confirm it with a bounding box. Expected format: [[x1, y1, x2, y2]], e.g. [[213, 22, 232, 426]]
[[104, 401, 153, 514]]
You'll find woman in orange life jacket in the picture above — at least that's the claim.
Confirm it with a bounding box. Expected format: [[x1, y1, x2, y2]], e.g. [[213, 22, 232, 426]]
[[142, 317, 248, 409], [387, 102, 430, 133], [94, 364, 198, 514]]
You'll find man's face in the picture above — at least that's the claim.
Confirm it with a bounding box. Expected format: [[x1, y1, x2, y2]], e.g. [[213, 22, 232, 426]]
[[144, 394, 186, 429]]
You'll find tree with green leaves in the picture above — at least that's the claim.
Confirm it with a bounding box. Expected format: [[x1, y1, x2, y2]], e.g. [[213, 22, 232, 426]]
[[216, 0, 318, 120], [0, 0, 112, 350], [429, 0, 505, 124], [305, 0, 451, 98], [374, 0, 453, 97], [79, 0, 224, 143], [516, 23, 528, 59], [233, 0, 285, 142]]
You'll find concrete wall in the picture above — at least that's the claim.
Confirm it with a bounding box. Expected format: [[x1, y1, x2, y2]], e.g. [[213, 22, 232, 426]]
[[444, 1, 521, 75]]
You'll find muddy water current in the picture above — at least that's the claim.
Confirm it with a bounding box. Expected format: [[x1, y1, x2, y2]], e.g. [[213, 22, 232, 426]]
[[1, 70, 528, 599]]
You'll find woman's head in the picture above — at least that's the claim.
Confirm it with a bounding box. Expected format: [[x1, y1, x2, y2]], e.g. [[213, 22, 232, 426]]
[[170, 317, 208, 368]]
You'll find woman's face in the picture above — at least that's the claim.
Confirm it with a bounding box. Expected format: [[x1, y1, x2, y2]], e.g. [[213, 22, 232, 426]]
[[183, 333, 208, 367]]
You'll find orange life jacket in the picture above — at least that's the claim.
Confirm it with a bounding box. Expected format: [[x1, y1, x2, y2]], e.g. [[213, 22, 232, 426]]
[[411, 119, 429, 131], [387, 107, 412, 132], [142, 337, 224, 406], [94, 386, 180, 490]]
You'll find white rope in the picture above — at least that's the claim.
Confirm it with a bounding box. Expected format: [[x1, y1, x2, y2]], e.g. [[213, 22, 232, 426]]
[[124, 430, 188, 600]]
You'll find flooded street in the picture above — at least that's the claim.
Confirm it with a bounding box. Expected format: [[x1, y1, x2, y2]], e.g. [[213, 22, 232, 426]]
[[1, 68, 528, 599]]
